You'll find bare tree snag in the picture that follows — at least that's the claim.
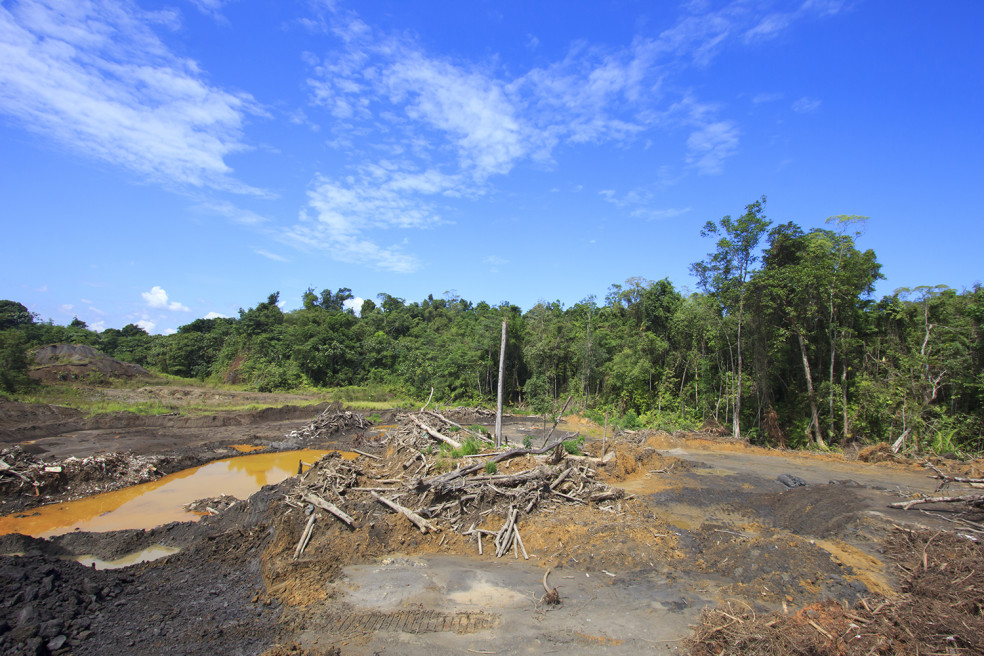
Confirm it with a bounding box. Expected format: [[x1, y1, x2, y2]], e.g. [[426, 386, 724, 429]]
[[495, 319, 507, 447], [420, 387, 435, 413], [542, 396, 573, 446]]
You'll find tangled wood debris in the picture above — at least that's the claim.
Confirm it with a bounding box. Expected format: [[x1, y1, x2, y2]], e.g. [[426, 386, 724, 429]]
[[284, 403, 372, 441], [0, 446, 162, 498], [287, 410, 626, 559], [888, 461, 984, 534]]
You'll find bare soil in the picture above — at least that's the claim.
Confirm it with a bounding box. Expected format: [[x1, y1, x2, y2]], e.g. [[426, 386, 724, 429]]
[[0, 395, 981, 655]]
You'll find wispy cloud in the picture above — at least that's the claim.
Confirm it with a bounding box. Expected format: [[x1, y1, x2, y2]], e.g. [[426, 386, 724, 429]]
[[204, 311, 228, 319], [141, 286, 190, 311], [0, 0, 261, 193], [686, 121, 739, 174], [136, 319, 156, 333], [255, 249, 289, 262], [288, 0, 843, 268], [792, 96, 821, 113]]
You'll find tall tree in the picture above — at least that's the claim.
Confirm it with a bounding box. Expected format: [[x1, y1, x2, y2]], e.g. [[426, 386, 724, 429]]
[[691, 197, 771, 439]]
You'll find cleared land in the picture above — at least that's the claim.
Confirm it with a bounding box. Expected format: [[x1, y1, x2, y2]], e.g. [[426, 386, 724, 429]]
[[1, 380, 982, 655]]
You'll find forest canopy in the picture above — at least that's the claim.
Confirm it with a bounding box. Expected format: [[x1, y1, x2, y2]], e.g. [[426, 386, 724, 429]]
[[3, 203, 982, 453]]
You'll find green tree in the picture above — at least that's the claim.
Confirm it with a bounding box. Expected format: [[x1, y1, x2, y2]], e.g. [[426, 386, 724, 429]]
[[691, 197, 771, 439]]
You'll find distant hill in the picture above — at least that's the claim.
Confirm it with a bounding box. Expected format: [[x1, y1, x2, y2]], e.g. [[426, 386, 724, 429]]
[[30, 344, 152, 382]]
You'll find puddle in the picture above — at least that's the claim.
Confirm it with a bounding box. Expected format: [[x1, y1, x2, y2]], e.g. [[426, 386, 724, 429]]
[[74, 545, 180, 570], [0, 449, 338, 538]]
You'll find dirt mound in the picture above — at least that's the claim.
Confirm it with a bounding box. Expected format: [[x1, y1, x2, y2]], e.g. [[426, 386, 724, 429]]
[[29, 344, 152, 382], [770, 481, 868, 538]]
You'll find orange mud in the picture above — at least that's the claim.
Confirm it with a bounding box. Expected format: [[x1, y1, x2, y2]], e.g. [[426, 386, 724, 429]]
[[230, 444, 267, 453], [0, 449, 347, 537]]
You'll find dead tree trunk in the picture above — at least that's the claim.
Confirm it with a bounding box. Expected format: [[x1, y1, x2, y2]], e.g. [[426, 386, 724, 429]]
[[495, 319, 507, 447]]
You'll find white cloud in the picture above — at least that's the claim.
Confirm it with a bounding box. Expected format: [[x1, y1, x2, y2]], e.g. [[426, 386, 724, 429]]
[[89, 320, 106, 332], [0, 0, 262, 193], [255, 249, 290, 262], [686, 121, 739, 174], [59, 304, 74, 313], [136, 319, 156, 333], [141, 286, 190, 311], [163, 327, 177, 335], [289, 0, 842, 267], [342, 297, 364, 316], [198, 200, 269, 226], [204, 311, 228, 319], [792, 97, 821, 113]]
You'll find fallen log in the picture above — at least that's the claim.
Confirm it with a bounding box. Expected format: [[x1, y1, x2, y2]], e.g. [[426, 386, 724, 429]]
[[407, 415, 462, 450], [301, 492, 355, 526], [423, 410, 492, 443], [371, 491, 438, 534], [889, 493, 984, 510], [421, 436, 571, 490]]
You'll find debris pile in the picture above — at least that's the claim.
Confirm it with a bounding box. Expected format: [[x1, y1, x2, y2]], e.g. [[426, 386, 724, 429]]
[[888, 461, 984, 534], [185, 494, 239, 514], [283, 404, 372, 441], [687, 529, 984, 655], [0, 446, 162, 500], [286, 410, 625, 561]]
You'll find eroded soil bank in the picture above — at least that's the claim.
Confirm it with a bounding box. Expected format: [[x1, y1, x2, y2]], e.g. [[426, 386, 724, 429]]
[[0, 402, 981, 655]]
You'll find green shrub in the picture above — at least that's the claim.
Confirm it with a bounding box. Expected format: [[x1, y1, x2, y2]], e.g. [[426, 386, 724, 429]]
[[484, 461, 497, 475], [562, 435, 585, 455], [522, 435, 533, 449], [367, 413, 382, 423]]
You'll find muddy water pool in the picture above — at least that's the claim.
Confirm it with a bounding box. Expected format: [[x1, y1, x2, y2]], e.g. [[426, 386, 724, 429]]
[[0, 449, 348, 538]]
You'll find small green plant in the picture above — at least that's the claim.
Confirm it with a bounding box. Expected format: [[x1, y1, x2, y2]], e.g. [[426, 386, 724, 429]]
[[930, 427, 959, 455], [522, 435, 533, 449], [484, 461, 498, 475], [446, 424, 460, 432], [468, 424, 485, 433], [367, 413, 382, 423], [460, 437, 482, 457], [434, 458, 452, 473], [562, 435, 585, 455]]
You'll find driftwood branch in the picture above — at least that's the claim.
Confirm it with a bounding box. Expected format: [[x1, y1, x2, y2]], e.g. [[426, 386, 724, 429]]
[[371, 491, 439, 533], [423, 411, 492, 443], [407, 415, 462, 450], [889, 493, 984, 510], [301, 492, 355, 526], [293, 514, 316, 559]]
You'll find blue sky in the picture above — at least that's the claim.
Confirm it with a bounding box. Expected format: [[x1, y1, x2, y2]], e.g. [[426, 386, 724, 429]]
[[2, 0, 982, 334]]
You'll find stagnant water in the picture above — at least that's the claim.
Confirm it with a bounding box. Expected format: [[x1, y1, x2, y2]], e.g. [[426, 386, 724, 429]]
[[0, 449, 352, 538]]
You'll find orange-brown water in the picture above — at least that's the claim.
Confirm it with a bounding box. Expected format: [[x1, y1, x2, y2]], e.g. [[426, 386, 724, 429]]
[[0, 449, 350, 538]]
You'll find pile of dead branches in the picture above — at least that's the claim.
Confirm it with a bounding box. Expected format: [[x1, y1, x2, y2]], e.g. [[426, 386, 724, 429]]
[[286, 410, 625, 560], [0, 446, 162, 498], [285, 404, 372, 441], [888, 462, 984, 535]]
